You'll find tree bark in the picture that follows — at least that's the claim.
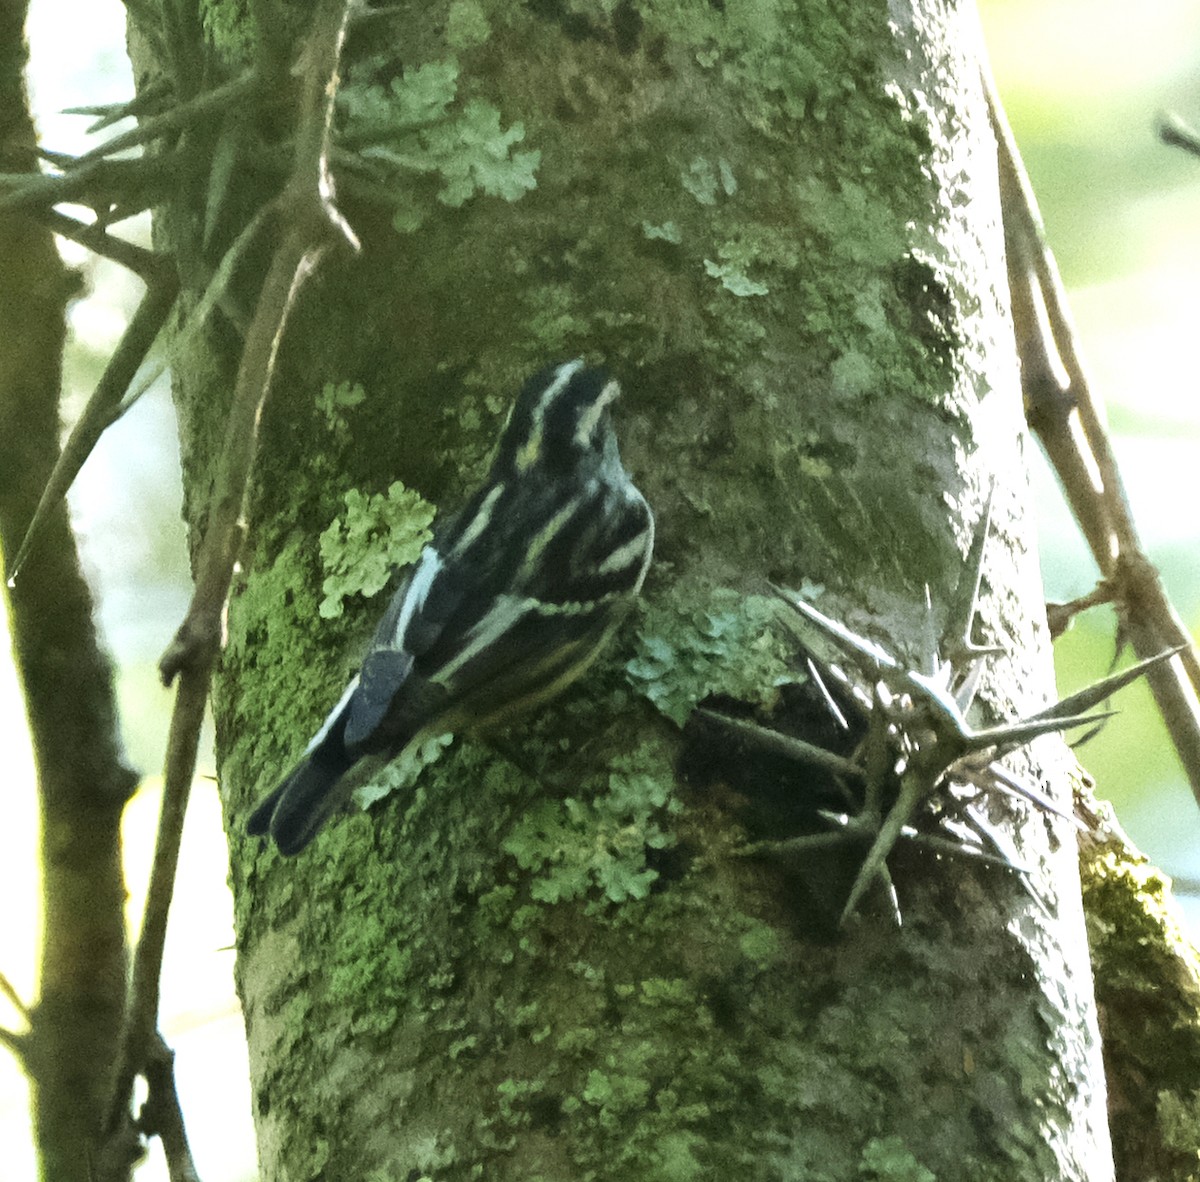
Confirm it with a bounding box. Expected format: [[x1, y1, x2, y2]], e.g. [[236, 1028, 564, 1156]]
[[0, 5, 137, 1180], [145, 1, 1122, 1178]]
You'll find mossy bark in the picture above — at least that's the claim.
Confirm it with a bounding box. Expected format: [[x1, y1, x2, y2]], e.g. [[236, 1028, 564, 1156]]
[[147, 1, 1121, 1178]]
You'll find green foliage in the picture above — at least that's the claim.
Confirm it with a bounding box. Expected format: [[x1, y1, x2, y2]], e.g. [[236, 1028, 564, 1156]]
[[317, 481, 435, 619], [341, 58, 541, 233], [626, 590, 797, 725], [199, 0, 255, 59]]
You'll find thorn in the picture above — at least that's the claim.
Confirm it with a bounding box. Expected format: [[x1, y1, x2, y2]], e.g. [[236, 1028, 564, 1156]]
[[966, 710, 1117, 752], [805, 657, 851, 732], [1038, 646, 1185, 720], [771, 584, 898, 672], [943, 481, 996, 662], [980, 765, 1079, 824], [694, 709, 864, 781], [839, 771, 929, 926]]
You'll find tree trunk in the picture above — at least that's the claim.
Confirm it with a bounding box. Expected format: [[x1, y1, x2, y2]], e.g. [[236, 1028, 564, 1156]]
[[0, 6, 136, 1180], [146, 1, 1117, 1178]]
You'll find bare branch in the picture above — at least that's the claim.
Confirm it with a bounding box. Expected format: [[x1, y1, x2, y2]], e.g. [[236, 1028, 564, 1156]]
[[140, 1034, 202, 1182], [64, 76, 173, 134], [0, 969, 32, 1023], [1158, 111, 1200, 160], [986, 71, 1200, 806], [6, 243, 177, 583], [0, 968, 29, 1059], [40, 208, 162, 276], [103, 0, 360, 1158]]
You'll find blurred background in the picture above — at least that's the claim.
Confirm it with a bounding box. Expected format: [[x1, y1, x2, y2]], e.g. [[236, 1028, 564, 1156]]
[[1, 0, 1198, 1177]]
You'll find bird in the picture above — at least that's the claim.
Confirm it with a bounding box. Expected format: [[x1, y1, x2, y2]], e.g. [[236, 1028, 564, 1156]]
[[247, 359, 655, 854]]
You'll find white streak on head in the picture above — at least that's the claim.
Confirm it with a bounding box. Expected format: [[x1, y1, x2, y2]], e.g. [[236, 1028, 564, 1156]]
[[574, 378, 620, 447], [515, 359, 584, 472]]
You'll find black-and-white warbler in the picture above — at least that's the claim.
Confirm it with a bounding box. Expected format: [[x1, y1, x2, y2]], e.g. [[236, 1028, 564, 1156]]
[[247, 359, 655, 854]]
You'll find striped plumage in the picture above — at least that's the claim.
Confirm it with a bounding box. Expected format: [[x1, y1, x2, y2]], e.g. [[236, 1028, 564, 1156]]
[[247, 360, 654, 854]]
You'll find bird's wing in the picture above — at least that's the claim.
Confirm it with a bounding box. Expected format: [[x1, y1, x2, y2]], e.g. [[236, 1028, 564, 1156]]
[[343, 649, 416, 750]]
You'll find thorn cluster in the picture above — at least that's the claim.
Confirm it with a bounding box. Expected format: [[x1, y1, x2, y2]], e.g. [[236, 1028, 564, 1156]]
[[704, 495, 1179, 928]]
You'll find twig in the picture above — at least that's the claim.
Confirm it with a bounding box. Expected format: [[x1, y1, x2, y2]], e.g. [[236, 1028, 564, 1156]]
[[0, 971, 29, 1059], [159, 7, 359, 682], [1045, 583, 1115, 641], [102, 674, 208, 1151], [6, 238, 177, 583], [1159, 111, 1200, 161], [102, 0, 359, 1159], [140, 1033, 202, 1182], [40, 208, 161, 274], [0, 969, 31, 1022], [986, 72, 1200, 806]]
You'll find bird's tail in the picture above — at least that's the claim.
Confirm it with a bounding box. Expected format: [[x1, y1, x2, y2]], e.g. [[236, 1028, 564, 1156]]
[[246, 750, 353, 855]]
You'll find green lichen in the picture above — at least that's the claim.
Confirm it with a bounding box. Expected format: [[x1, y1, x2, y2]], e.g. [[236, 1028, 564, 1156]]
[[626, 589, 798, 725], [680, 156, 736, 206], [1157, 1089, 1200, 1157], [318, 482, 435, 618], [858, 1136, 937, 1182], [738, 921, 784, 970], [1082, 843, 1200, 1179], [199, 0, 255, 60], [501, 746, 678, 906], [704, 256, 770, 298], [340, 58, 540, 234], [642, 220, 682, 245], [316, 379, 367, 434], [446, 0, 491, 50]]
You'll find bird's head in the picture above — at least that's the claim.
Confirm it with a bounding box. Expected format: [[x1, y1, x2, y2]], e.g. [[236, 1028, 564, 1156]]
[[498, 359, 622, 476]]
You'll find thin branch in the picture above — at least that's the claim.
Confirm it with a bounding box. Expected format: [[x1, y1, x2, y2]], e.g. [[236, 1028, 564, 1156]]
[[140, 1033, 202, 1182], [1158, 111, 1200, 161], [159, 7, 359, 682], [102, 673, 208, 1148], [1045, 583, 1115, 641], [0, 969, 32, 1023], [0, 1026, 26, 1059], [0, 969, 29, 1059], [102, 0, 359, 1157], [6, 243, 177, 583], [986, 71, 1200, 806]]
